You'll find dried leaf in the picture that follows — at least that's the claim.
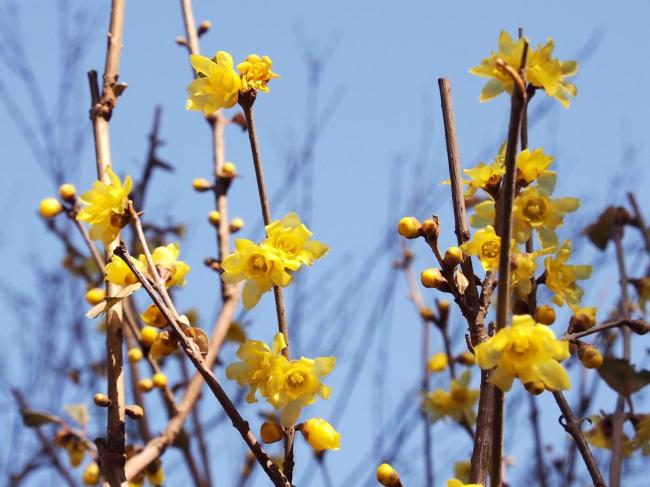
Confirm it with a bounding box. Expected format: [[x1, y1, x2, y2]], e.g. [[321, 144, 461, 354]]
[[64, 404, 88, 427], [454, 269, 469, 295], [20, 409, 62, 427], [597, 357, 650, 396], [584, 207, 630, 251], [85, 283, 141, 319], [187, 327, 209, 355]]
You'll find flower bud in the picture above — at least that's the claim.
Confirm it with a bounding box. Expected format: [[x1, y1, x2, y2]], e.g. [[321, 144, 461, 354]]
[[427, 353, 448, 373], [93, 393, 111, 408], [67, 440, 85, 467], [197, 20, 211, 35], [140, 326, 158, 347], [420, 268, 447, 290], [146, 466, 165, 485], [300, 418, 341, 451], [208, 210, 221, 226], [192, 178, 213, 192], [127, 347, 143, 363], [150, 331, 180, 359], [260, 421, 283, 444], [420, 217, 440, 242], [437, 300, 450, 323], [82, 461, 100, 485], [456, 351, 476, 366], [419, 306, 436, 322], [226, 322, 247, 343], [579, 344, 603, 369], [443, 246, 463, 268], [229, 217, 245, 233], [534, 305, 556, 326], [138, 378, 154, 393], [397, 217, 421, 239], [140, 304, 167, 329], [222, 162, 237, 178], [524, 381, 545, 396], [125, 405, 144, 420], [569, 308, 596, 332], [376, 463, 401, 487], [85, 287, 106, 305], [152, 373, 167, 388], [39, 197, 63, 218], [58, 183, 77, 202]]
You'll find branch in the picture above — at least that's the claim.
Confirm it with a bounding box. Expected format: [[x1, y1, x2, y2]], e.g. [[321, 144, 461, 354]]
[[564, 318, 649, 342]]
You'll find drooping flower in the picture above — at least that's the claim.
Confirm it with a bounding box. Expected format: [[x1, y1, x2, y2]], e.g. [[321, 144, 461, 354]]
[[77, 166, 132, 245], [474, 314, 570, 392], [300, 418, 341, 451], [221, 239, 292, 309], [460, 225, 513, 271], [140, 243, 191, 288], [424, 371, 479, 425], [140, 304, 167, 329], [186, 51, 241, 114], [510, 250, 538, 299], [544, 240, 592, 307], [264, 212, 329, 270], [237, 54, 279, 93], [105, 255, 147, 286]]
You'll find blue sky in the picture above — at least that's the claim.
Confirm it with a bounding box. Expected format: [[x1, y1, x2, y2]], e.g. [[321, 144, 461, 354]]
[[2, 0, 650, 485]]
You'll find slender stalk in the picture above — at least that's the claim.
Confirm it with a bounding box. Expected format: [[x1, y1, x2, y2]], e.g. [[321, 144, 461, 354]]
[[627, 192, 650, 254], [564, 318, 648, 341], [528, 395, 548, 487]]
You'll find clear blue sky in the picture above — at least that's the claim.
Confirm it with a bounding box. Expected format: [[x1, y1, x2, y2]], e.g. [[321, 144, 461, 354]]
[[2, 0, 650, 485]]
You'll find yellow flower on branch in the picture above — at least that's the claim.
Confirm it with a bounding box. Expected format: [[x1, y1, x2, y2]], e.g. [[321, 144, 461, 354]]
[[544, 240, 592, 307], [221, 240, 292, 309], [460, 225, 513, 271], [300, 418, 341, 451], [424, 371, 479, 425], [515, 148, 554, 185], [186, 51, 241, 114], [140, 243, 191, 288], [238, 54, 279, 93], [264, 212, 329, 271], [447, 480, 483, 487], [77, 166, 132, 245], [105, 255, 147, 286], [474, 314, 570, 392], [427, 353, 448, 373]]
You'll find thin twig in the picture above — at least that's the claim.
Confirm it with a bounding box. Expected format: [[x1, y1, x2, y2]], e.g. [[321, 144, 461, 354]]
[[563, 318, 648, 341]]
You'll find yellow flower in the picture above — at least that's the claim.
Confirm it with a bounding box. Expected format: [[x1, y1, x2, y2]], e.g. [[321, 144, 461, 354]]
[[146, 467, 165, 486], [237, 54, 279, 93], [460, 225, 513, 271], [105, 255, 147, 286], [77, 166, 132, 245], [221, 239, 292, 309], [515, 148, 554, 185], [186, 51, 241, 114], [140, 304, 166, 329], [633, 277, 650, 312], [140, 243, 190, 288], [376, 463, 401, 487], [447, 480, 482, 487], [632, 415, 650, 455], [544, 240, 592, 307], [264, 212, 329, 271], [300, 418, 341, 451], [425, 371, 479, 425], [475, 314, 570, 392], [39, 197, 63, 218], [427, 353, 448, 373], [585, 415, 633, 457], [526, 38, 578, 108]]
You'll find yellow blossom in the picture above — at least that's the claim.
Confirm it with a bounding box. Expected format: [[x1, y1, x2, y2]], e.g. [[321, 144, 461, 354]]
[[264, 212, 329, 271], [221, 239, 292, 309], [237, 54, 279, 93], [460, 225, 513, 271], [585, 415, 633, 457], [77, 166, 132, 245], [376, 463, 401, 487], [425, 371, 479, 425], [544, 240, 592, 307], [186, 51, 241, 114], [300, 418, 341, 451], [39, 197, 63, 218], [447, 480, 482, 487], [475, 314, 570, 392], [139, 243, 190, 288], [427, 353, 448, 373], [510, 250, 541, 299], [516, 148, 554, 185], [140, 304, 166, 329], [82, 462, 100, 485], [104, 255, 147, 286], [632, 415, 650, 455]]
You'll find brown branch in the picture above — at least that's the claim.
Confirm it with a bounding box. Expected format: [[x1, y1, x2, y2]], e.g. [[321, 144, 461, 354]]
[[564, 318, 649, 342], [627, 192, 650, 254], [528, 395, 548, 487]]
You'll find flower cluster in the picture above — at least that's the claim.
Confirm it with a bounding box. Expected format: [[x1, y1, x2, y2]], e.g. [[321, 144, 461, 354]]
[[186, 51, 279, 114], [226, 333, 335, 426], [222, 212, 328, 309], [424, 371, 480, 424]]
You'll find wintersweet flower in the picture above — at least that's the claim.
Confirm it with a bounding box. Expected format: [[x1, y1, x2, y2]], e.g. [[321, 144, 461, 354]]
[[237, 54, 279, 93], [510, 251, 538, 299], [264, 212, 329, 271], [526, 38, 578, 108], [140, 304, 166, 329], [221, 239, 292, 309], [105, 255, 147, 286], [140, 243, 190, 288], [300, 418, 341, 451], [77, 166, 132, 245], [425, 371, 479, 424], [632, 415, 650, 455], [460, 225, 513, 271], [515, 148, 554, 185], [446, 145, 505, 198], [544, 241, 592, 307], [474, 314, 571, 392], [186, 51, 241, 114], [585, 415, 633, 457]]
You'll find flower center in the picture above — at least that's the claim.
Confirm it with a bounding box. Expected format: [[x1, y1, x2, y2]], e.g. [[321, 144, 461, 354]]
[[247, 254, 269, 277], [481, 240, 500, 259], [522, 197, 549, 222], [287, 371, 306, 390], [511, 335, 530, 355]]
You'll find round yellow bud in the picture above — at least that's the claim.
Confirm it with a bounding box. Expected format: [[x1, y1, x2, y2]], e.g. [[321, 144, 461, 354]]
[[93, 393, 111, 408], [570, 308, 596, 332], [152, 373, 167, 388], [208, 210, 221, 226], [138, 378, 154, 393], [140, 326, 158, 347], [300, 418, 341, 451], [39, 197, 63, 218], [125, 405, 145, 420], [127, 347, 143, 363], [420, 268, 446, 289], [222, 162, 237, 178], [82, 462, 100, 485], [58, 183, 77, 202], [427, 353, 448, 373], [260, 421, 284, 444], [192, 178, 213, 192], [397, 216, 421, 239], [376, 463, 401, 487], [419, 306, 436, 321], [457, 351, 476, 366], [443, 246, 463, 268], [579, 345, 603, 369], [229, 217, 245, 233], [535, 305, 556, 326], [524, 381, 545, 396], [85, 287, 106, 305]]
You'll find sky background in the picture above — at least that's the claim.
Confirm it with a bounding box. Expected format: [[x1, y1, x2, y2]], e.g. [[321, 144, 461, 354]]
[[1, 0, 650, 486]]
